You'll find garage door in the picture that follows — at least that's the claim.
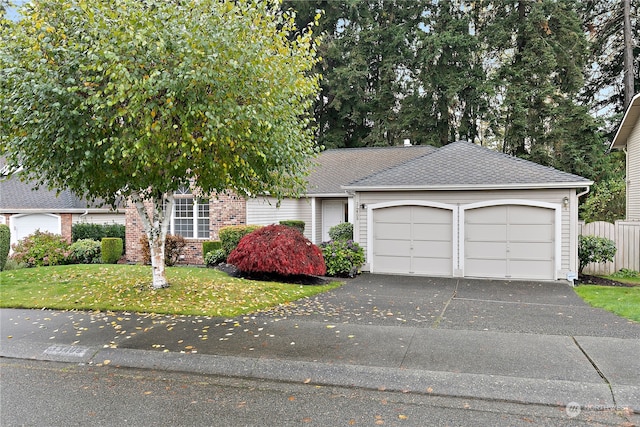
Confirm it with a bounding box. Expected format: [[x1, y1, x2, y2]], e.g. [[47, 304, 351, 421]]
[[372, 205, 453, 276], [464, 205, 555, 280]]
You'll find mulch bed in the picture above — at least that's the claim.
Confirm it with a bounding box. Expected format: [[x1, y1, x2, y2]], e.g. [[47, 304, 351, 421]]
[[576, 274, 635, 287], [214, 263, 334, 285]]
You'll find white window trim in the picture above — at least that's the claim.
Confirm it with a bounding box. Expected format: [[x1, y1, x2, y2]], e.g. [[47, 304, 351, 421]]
[[170, 195, 210, 239]]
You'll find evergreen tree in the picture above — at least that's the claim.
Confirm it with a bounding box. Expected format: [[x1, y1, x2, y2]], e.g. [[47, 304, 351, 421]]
[[581, 0, 639, 116]]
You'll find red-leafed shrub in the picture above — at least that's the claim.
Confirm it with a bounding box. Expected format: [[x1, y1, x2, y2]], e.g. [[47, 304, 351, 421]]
[[227, 224, 326, 277]]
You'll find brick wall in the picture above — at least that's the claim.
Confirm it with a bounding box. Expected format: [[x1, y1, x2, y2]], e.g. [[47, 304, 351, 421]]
[[125, 192, 247, 265], [60, 214, 73, 243]]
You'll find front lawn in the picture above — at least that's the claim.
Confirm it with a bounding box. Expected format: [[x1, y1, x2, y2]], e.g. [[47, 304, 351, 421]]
[[574, 285, 640, 323], [0, 264, 340, 317]]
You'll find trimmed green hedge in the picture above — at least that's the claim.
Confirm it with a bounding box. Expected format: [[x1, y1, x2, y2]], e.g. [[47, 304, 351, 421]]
[[202, 240, 222, 257], [101, 238, 123, 264], [279, 220, 305, 234], [219, 225, 262, 256], [72, 223, 125, 242], [0, 224, 10, 271]]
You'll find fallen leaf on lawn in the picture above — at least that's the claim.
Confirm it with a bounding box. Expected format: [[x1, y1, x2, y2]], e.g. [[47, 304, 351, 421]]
[[326, 325, 335, 329], [144, 391, 152, 395], [302, 417, 312, 423], [348, 419, 356, 426], [103, 360, 111, 365], [398, 414, 408, 420], [288, 396, 296, 401], [426, 387, 433, 393], [303, 378, 311, 384]]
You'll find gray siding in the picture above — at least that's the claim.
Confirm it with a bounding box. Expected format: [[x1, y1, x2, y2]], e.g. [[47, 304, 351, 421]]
[[356, 189, 577, 279], [246, 197, 313, 240], [628, 118, 640, 220]]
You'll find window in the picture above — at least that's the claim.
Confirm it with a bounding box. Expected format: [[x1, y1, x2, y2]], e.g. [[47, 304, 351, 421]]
[[170, 189, 210, 239]]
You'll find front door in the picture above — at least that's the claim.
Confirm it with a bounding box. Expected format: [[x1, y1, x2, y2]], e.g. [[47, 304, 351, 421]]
[[322, 200, 347, 242]]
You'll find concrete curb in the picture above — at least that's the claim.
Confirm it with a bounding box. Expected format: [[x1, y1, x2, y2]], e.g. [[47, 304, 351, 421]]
[[4, 343, 637, 413]]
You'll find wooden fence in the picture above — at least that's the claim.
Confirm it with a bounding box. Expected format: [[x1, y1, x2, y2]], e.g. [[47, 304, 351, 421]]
[[579, 220, 640, 275]]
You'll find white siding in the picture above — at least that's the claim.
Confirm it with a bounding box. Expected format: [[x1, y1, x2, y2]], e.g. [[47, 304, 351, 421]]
[[627, 117, 640, 220], [357, 189, 576, 280], [246, 197, 313, 240], [72, 213, 125, 225]]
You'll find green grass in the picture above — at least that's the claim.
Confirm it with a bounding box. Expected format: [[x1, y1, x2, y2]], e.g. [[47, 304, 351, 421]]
[[0, 264, 341, 317], [574, 285, 640, 323]]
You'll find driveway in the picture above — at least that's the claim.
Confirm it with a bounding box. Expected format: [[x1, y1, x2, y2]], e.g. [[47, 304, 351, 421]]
[[258, 274, 640, 338]]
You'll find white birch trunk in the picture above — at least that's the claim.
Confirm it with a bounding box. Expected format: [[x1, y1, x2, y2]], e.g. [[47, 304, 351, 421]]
[[132, 191, 175, 289]]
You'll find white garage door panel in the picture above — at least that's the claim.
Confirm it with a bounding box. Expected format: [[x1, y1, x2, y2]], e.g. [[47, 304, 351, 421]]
[[509, 242, 552, 259], [464, 205, 555, 280], [376, 239, 411, 257], [376, 223, 412, 240], [372, 205, 453, 276], [413, 223, 451, 240], [509, 224, 553, 241], [465, 241, 506, 258], [375, 256, 411, 274], [510, 260, 554, 280]]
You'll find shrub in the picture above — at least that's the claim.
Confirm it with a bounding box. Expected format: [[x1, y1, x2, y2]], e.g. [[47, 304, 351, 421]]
[[328, 222, 353, 241], [219, 225, 262, 256], [610, 268, 640, 279], [204, 249, 227, 267], [578, 235, 617, 274], [101, 238, 123, 264], [0, 224, 10, 271], [279, 220, 305, 234], [72, 223, 126, 242], [227, 224, 325, 276], [69, 239, 102, 264], [202, 240, 222, 257], [165, 234, 186, 266], [140, 234, 186, 266], [11, 230, 70, 267], [320, 239, 365, 277]]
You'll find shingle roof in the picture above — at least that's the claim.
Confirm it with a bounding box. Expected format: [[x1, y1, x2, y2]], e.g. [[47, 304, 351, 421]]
[[0, 172, 107, 211], [344, 140, 592, 190], [306, 145, 437, 195]]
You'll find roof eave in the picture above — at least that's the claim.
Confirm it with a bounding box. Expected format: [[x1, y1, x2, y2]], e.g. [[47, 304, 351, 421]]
[[342, 182, 593, 192], [0, 208, 120, 214], [610, 92, 640, 150]]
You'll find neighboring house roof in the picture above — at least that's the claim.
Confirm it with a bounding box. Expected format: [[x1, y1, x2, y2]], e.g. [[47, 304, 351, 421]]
[[344, 140, 592, 191], [611, 93, 640, 150], [0, 172, 116, 213], [306, 145, 437, 196]]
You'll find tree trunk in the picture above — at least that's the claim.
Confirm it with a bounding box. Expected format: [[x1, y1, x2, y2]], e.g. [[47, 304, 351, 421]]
[[622, 0, 634, 110], [132, 191, 174, 289]]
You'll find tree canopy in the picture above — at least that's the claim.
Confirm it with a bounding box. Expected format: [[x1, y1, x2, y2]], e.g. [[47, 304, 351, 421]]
[[0, 0, 321, 287]]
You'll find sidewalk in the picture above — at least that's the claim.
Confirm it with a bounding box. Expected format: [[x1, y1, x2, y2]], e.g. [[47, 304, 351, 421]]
[[1, 274, 639, 413]]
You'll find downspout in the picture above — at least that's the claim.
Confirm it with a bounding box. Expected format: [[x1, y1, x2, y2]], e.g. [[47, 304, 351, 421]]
[[576, 187, 590, 199]]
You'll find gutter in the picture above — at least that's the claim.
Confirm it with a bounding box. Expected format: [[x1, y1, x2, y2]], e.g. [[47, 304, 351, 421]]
[[342, 182, 594, 192]]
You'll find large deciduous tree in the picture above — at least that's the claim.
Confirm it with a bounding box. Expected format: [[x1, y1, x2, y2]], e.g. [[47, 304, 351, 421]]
[[0, 0, 321, 288]]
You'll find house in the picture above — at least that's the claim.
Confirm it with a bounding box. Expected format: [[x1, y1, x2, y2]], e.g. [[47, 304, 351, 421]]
[[126, 141, 592, 281], [610, 92, 640, 220], [341, 141, 591, 281], [0, 167, 124, 247]]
